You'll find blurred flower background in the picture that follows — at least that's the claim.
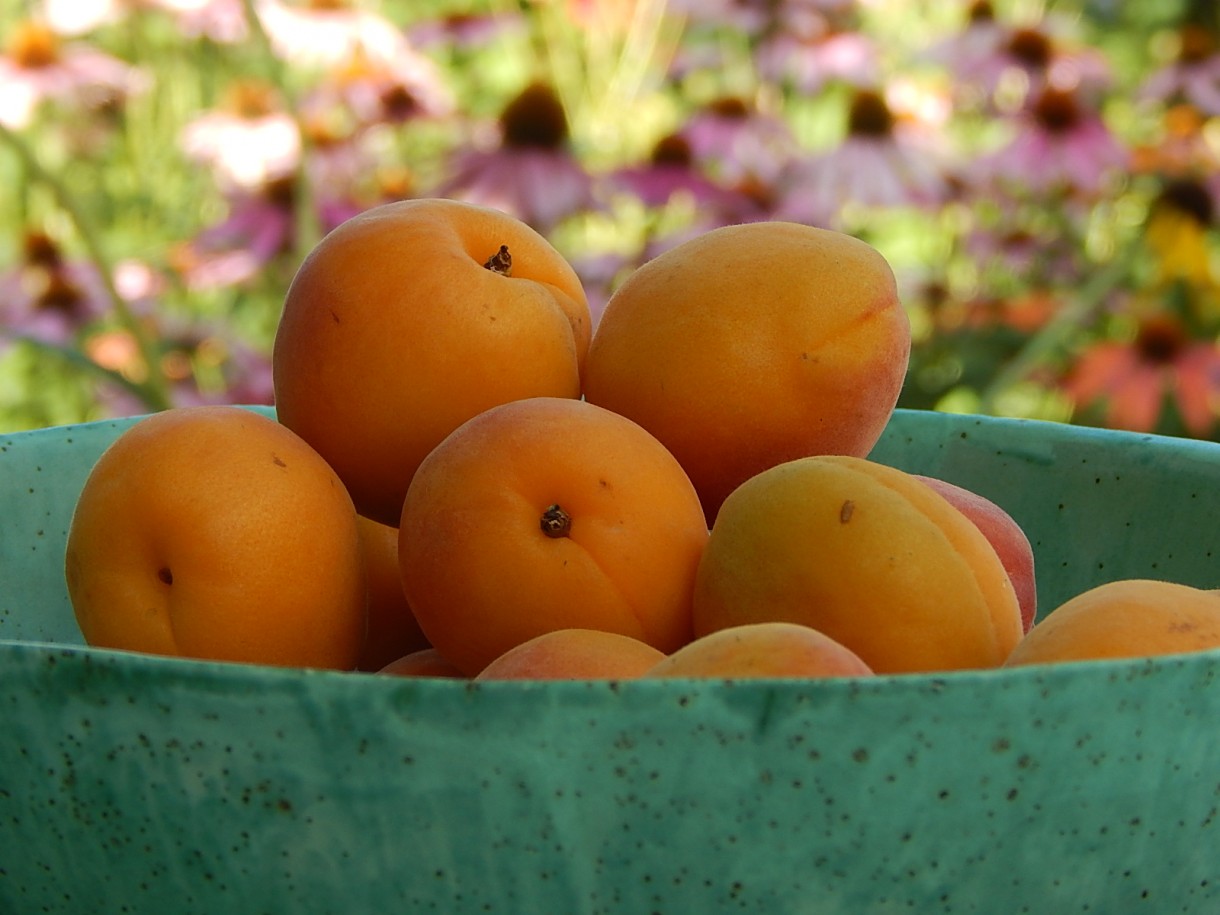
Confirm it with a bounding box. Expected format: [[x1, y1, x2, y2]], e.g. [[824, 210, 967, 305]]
[[1, 0, 1217, 439]]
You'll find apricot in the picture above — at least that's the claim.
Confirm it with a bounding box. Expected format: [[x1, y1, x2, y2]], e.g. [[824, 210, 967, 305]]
[[272, 198, 592, 526], [914, 475, 1038, 633], [378, 648, 468, 679], [355, 515, 431, 672], [582, 220, 910, 524], [398, 396, 709, 676], [692, 455, 1023, 674], [64, 406, 367, 669], [474, 628, 667, 681], [645, 622, 874, 680], [1003, 579, 1220, 667]]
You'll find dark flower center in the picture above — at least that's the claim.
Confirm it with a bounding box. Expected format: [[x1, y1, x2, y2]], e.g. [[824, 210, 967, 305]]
[[1007, 27, 1053, 70], [500, 83, 569, 150], [1155, 177, 1214, 226], [650, 133, 693, 167], [707, 96, 750, 120], [1179, 25, 1217, 65], [7, 20, 58, 69], [224, 80, 277, 119], [262, 175, 297, 209], [34, 271, 83, 314], [380, 85, 419, 121], [967, 1, 995, 25], [23, 231, 62, 268], [1135, 316, 1187, 364], [1032, 87, 1080, 133], [847, 90, 894, 138]]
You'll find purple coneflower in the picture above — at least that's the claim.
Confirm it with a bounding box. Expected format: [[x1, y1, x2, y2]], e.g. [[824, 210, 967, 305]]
[[171, 177, 298, 290], [681, 95, 798, 186], [774, 87, 948, 227], [608, 132, 748, 213], [1139, 24, 1220, 117], [0, 231, 112, 347], [434, 81, 597, 233], [974, 84, 1127, 199]]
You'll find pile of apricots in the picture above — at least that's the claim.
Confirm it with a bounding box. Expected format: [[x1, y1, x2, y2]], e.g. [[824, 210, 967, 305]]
[[64, 199, 1220, 680]]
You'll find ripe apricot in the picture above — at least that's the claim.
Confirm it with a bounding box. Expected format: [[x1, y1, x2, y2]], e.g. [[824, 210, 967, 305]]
[[644, 622, 874, 680], [355, 515, 431, 672], [474, 628, 667, 681], [1003, 579, 1220, 667], [582, 221, 910, 524], [64, 406, 366, 669], [914, 475, 1038, 633], [398, 396, 709, 676], [272, 198, 592, 526], [379, 648, 468, 679], [692, 455, 1023, 674]]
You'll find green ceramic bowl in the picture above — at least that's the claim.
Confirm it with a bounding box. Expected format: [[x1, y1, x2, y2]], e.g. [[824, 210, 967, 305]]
[[1, 408, 1217, 914]]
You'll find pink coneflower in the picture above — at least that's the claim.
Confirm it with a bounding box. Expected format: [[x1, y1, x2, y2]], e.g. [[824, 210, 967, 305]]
[[1065, 314, 1220, 437], [310, 41, 454, 128], [435, 81, 597, 233], [774, 87, 948, 227], [974, 85, 1127, 199], [0, 231, 111, 347], [755, 5, 878, 94], [151, 0, 250, 44], [1139, 24, 1220, 117], [681, 95, 798, 186], [179, 80, 301, 191], [924, 6, 1109, 110], [407, 11, 525, 50], [254, 0, 406, 68], [608, 132, 749, 212], [0, 18, 141, 128]]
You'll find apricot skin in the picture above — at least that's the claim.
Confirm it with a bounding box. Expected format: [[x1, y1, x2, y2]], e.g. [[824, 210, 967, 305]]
[[1003, 579, 1220, 667], [583, 221, 910, 526], [272, 198, 591, 527], [474, 629, 667, 681], [378, 648, 467, 679], [645, 622, 874, 680], [692, 455, 1024, 674], [914, 475, 1038, 633]]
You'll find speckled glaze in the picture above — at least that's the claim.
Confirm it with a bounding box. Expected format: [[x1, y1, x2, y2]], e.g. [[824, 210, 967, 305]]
[[1, 409, 1217, 914]]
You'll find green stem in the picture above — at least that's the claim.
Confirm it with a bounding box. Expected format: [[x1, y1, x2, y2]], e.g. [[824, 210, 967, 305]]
[[6, 333, 161, 405], [0, 121, 172, 411], [977, 255, 1131, 413]]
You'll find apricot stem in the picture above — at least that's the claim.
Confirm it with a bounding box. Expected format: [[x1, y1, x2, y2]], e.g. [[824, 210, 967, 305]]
[[540, 504, 571, 538], [484, 244, 512, 276]]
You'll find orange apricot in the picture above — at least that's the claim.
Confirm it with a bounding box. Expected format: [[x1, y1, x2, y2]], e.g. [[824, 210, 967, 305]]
[[644, 622, 874, 680], [914, 475, 1038, 633], [355, 515, 431, 672], [692, 455, 1023, 674], [474, 628, 667, 681], [398, 396, 709, 676], [378, 648, 468, 679], [272, 198, 591, 526], [64, 406, 366, 669], [1003, 579, 1220, 667], [582, 220, 909, 525]]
